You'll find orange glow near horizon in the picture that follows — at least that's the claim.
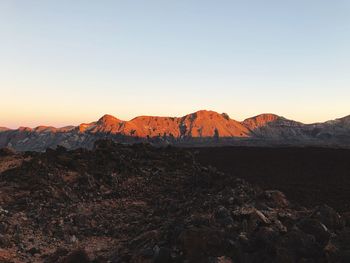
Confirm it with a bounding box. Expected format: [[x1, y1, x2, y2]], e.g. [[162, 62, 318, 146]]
[[1, 1, 350, 129], [2, 107, 350, 129]]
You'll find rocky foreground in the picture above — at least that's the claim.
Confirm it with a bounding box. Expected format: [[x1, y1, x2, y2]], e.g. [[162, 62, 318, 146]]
[[0, 142, 349, 262]]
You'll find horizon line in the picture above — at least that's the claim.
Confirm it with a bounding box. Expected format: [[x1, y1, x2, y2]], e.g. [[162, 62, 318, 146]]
[[2, 110, 349, 130]]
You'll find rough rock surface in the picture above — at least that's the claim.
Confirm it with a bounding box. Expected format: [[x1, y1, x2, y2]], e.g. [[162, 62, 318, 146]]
[[195, 146, 350, 212], [0, 140, 349, 262]]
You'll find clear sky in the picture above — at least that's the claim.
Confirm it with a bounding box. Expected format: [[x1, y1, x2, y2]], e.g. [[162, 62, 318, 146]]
[[1, 0, 349, 128]]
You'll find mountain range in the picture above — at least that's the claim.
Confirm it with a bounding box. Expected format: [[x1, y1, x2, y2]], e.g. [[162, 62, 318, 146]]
[[1, 110, 350, 151]]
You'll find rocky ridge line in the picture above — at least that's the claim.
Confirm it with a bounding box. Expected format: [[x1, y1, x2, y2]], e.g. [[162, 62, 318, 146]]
[[2, 110, 350, 151]]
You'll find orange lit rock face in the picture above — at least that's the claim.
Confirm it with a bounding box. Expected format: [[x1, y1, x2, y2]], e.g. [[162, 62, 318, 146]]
[[0, 111, 287, 140], [125, 116, 182, 137], [92, 114, 123, 133], [180, 110, 249, 137], [242, 114, 280, 130], [78, 110, 251, 138], [0, 111, 288, 139], [78, 123, 94, 133], [3, 111, 350, 151], [34, 126, 58, 133]]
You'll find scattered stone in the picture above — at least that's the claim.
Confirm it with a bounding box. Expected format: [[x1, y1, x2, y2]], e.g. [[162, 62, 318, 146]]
[[215, 206, 234, 226], [178, 227, 224, 262], [0, 249, 14, 263], [342, 211, 350, 227], [60, 249, 90, 263], [297, 218, 330, 246], [264, 190, 289, 208], [0, 140, 348, 262], [312, 205, 344, 230], [70, 235, 77, 243], [216, 256, 233, 263], [27, 246, 41, 255], [215, 206, 231, 219], [0, 147, 15, 157], [0, 234, 11, 248], [154, 247, 173, 263]]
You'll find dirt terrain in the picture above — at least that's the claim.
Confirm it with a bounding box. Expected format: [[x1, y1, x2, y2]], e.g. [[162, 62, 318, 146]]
[[195, 146, 350, 212], [0, 142, 350, 262]]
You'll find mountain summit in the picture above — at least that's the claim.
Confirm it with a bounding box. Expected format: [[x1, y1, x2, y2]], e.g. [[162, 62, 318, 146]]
[[78, 110, 251, 138], [1, 110, 350, 151], [243, 114, 281, 129]]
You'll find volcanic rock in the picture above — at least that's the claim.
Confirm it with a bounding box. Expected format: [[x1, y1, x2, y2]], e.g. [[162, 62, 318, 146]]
[[0, 140, 349, 262]]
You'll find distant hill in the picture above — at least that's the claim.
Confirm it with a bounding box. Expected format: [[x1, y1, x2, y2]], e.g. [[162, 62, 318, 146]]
[[1, 110, 350, 151]]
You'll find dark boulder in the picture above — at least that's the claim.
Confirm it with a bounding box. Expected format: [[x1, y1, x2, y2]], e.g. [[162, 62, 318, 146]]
[[312, 205, 344, 230], [60, 249, 90, 263], [0, 147, 15, 157], [297, 218, 330, 246]]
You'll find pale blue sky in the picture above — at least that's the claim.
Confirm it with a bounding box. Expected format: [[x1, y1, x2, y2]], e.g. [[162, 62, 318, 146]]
[[1, 0, 349, 128]]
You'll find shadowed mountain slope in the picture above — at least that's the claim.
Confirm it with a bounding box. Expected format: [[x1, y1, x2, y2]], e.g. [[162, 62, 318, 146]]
[[1, 110, 350, 151]]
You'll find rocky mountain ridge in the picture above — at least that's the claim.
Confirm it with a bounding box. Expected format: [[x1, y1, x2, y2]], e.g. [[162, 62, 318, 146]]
[[1, 110, 350, 151]]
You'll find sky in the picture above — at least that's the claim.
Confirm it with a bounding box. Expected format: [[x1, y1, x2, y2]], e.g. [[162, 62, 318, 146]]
[[1, 0, 350, 128]]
